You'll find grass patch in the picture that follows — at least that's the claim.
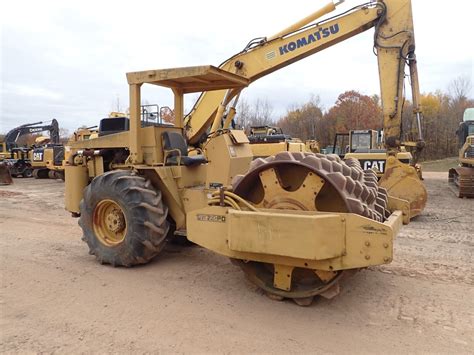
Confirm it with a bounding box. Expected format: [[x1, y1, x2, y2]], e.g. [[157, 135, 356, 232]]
[[421, 157, 458, 172]]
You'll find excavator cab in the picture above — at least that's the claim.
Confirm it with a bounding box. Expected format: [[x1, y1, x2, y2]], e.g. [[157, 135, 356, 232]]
[[456, 119, 474, 146], [349, 130, 380, 152]]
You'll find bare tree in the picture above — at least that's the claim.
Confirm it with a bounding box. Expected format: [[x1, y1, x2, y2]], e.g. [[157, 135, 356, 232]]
[[448, 76, 473, 138], [59, 128, 69, 139], [250, 99, 274, 127], [448, 75, 472, 102], [235, 98, 251, 131], [111, 94, 123, 113], [236, 98, 275, 132]]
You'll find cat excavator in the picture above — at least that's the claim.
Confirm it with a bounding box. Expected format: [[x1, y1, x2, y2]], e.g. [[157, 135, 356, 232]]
[[332, 129, 421, 180], [65, 0, 426, 305]]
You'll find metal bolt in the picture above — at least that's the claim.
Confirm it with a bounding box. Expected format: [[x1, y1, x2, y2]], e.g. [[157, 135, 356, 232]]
[[383, 257, 390, 262], [365, 255, 370, 260], [383, 243, 389, 248], [365, 241, 371, 247]]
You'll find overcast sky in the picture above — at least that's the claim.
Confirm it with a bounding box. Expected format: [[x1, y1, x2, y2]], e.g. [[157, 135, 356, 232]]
[[1, 0, 473, 133]]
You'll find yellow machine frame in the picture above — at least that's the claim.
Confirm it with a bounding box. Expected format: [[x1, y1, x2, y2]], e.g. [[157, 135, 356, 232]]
[[65, 0, 425, 305]]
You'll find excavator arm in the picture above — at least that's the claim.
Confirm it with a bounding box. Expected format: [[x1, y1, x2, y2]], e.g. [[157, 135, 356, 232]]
[[185, 0, 424, 159], [374, 0, 424, 158], [3, 119, 60, 151]]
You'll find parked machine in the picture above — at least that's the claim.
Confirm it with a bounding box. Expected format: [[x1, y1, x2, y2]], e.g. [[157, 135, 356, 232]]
[[65, 0, 426, 305], [449, 108, 474, 198], [31, 142, 65, 179], [26, 120, 65, 179], [333, 130, 415, 177], [248, 126, 318, 157], [67, 126, 99, 144], [0, 120, 60, 183]]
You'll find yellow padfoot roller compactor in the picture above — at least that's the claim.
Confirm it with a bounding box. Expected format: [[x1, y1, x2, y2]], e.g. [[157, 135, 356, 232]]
[[65, 0, 427, 305]]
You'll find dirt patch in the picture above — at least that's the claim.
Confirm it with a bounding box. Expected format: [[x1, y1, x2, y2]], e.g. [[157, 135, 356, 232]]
[[0, 174, 473, 353], [0, 190, 23, 198]]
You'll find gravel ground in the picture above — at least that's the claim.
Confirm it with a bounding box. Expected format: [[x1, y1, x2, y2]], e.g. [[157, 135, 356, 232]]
[[0, 172, 473, 353]]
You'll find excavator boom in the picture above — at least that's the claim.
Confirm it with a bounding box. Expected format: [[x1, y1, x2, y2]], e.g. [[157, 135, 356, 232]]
[[185, 0, 423, 157], [3, 119, 60, 151], [185, 1, 381, 144]]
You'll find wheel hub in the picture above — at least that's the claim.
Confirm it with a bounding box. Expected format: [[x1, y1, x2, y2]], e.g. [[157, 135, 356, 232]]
[[106, 209, 125, 233], [93, 199, 127, 246], [257, 167, 326, 210]]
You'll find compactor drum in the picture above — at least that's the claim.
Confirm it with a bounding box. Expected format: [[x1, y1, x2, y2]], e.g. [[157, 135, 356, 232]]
[[230, 152, 389, 305]]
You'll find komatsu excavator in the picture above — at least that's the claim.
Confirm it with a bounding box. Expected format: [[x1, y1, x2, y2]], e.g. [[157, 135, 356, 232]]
[[65, 0, 426, 305]]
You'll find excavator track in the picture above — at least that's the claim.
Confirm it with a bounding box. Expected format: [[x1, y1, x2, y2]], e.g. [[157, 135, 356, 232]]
[[231, 152, 389, 306], [448, 166, 474, 198]]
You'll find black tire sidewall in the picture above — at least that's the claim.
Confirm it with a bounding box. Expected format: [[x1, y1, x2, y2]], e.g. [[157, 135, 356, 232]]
[[81, 172, 156, 265]]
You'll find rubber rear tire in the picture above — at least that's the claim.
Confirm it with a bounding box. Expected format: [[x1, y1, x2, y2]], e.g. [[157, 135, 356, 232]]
[[33, 169, 49, 179], [23, 169, 33, 178], [79, 170, 169, 266]]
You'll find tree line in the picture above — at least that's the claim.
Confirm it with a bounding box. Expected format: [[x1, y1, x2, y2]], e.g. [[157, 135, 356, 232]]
[[235, 76, 473, 161]]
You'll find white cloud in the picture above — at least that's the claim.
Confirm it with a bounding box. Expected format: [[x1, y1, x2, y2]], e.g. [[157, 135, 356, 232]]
[[1, 0, 473, 132], [2, 83, 63, 100]]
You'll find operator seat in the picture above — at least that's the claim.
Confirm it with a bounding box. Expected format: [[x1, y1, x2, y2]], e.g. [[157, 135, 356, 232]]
[[162, 131, 207, 166]]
